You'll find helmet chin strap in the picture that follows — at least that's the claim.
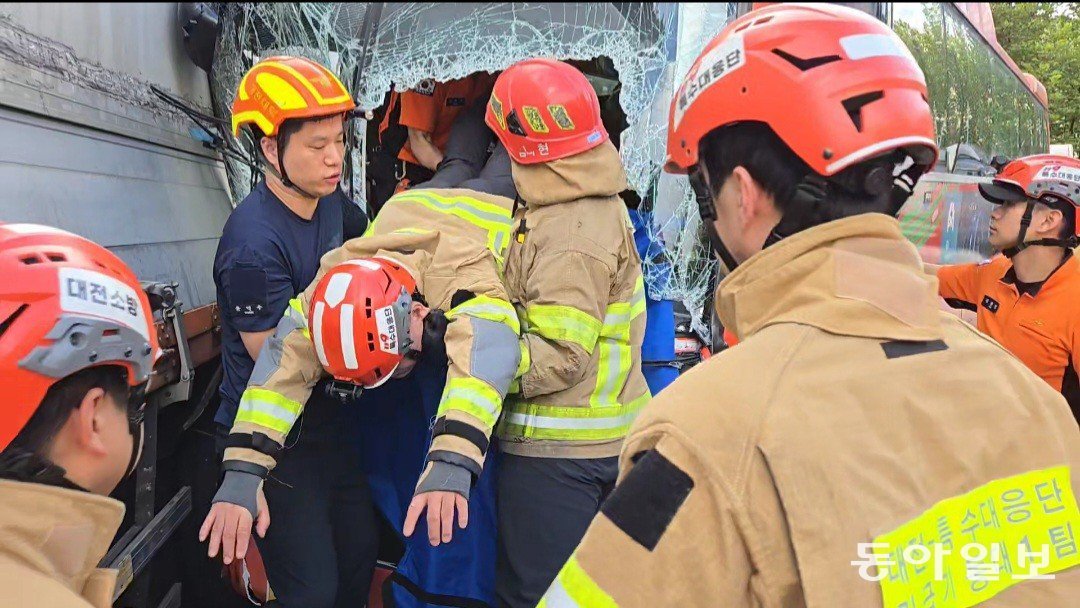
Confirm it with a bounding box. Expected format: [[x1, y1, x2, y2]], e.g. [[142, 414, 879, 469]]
[[249, 128, 323, 201], [762, 174, 830, 249], [125, 382, 148, 478], [1001, 200, 1077, 258], [272, 144, 322, 200], [689, 167, 740, 273], [690, 153, 925, 270]]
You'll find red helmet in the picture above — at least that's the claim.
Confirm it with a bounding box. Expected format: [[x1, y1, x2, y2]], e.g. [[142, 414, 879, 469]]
[[0, 224, 159, 451], [485, 58, 608, 164], [980, 154, 1080, 236], [309, 258, 418, 388], [665, 3, 938, 178]]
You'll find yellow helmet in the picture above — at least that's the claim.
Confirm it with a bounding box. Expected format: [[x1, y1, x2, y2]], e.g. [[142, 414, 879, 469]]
[[231, 56, 355, 137]]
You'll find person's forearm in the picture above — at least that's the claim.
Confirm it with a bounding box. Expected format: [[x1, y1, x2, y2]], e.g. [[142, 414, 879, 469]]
[[408, 128, 444, 171]]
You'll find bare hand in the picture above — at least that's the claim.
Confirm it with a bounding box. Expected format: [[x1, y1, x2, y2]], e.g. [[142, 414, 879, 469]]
[[199, 485, 270, 565], [402, 491, 468, 547]]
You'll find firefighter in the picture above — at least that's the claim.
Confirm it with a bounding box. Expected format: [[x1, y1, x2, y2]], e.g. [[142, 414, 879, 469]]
[[0, 224, 159, 608], [415, 98, 517, 200], [483, 59, 650, 607], [209, 55, 378, 607], [538, 4, 1080, 606], [202, 184, 520, 606], [371, 73, 497, 210], [935, 155, 1080, 421]]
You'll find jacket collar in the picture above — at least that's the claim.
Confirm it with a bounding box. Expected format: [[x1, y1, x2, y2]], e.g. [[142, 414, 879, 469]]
[[510, 140, 627, 209], [717, 214, 942, 343], [0, 479, 124, 603], [999, 249, 1075, 297]]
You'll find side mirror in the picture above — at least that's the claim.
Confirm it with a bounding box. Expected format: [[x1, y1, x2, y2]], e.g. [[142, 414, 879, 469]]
[[178, 3, 221, 73]]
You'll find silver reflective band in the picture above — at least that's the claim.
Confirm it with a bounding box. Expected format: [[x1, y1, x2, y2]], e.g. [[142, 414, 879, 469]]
[[541, 578, 579, 608], [241, 399, 299, 427], [504, 410, 641, 431], [444, 387, 501, 418], [394, 191, 513, 226], [457, 303, 516, 321], [594, 343, 628, 404]]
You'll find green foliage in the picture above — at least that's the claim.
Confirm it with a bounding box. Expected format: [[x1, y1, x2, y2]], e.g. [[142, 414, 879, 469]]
[[893, 3, 1050, 159], [992, 3, 1080, 150]]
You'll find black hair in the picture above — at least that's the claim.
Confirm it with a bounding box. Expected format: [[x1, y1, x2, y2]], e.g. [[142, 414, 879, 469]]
[[1041, 198, 1077, 240], [0, 365, 129, 489], [1063, 211, 1076, 241], [252, 113, 347, 163], [699, 122, 902, 230]]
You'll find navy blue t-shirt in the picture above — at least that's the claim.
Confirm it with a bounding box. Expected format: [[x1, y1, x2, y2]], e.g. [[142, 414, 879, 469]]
[[213, 183, 355, 427]]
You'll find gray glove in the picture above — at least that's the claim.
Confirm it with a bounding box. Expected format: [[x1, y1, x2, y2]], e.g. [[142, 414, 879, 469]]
[[414, 460, 472, 501], [211, 470, 262, 518]]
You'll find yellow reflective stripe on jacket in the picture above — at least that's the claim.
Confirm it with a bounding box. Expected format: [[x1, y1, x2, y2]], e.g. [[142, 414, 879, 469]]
[[591, 275, 646, 407], [438, 376, 503, 429], [524, 304, 603, 354], [447, 295, 520, 334], [287, 298, 310, 339], [363, 220, 432, 238], [875, 465, 1080, 608], [235, 388, 303, 435], [392, 191, 513, 260], [516, 340, 531, 379], [538, 554, 618, 608], [499, 392, 649, 441], [392, 227, 433, 235]]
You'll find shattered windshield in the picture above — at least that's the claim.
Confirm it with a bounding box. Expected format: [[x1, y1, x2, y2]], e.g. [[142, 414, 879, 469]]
[[211, 2, 736, 336]]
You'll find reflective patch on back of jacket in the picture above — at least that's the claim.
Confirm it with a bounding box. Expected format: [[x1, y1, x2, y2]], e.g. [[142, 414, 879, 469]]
[[864, 466, 1080, 608]]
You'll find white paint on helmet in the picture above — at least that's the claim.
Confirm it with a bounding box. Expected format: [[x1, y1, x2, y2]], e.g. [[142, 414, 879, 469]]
[[1035, 165, 1080, 185], [3, 223, 78, 237], [840, 33, 913, 62], [341, 303, 358, 369], [374, 305, 400, 355], [57, 268, 150, 341], [343, 259, 384, 272], [312, 301, 329, 368], [673, 35, 746, 130], [323, 272, 352, 308]]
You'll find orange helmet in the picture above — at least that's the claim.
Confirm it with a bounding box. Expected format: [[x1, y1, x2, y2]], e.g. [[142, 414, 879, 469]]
[[665, 3, 937, 178], [485, 58, 608, 164], [979, 154, 1080, 253], [231, 56, 356, 138], [0, 224, 159, 451], [309, 258, 418, 388]]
